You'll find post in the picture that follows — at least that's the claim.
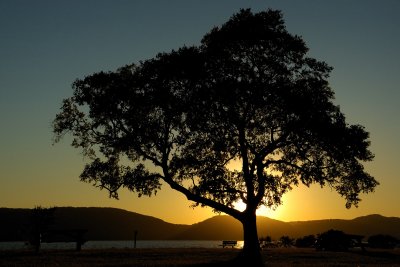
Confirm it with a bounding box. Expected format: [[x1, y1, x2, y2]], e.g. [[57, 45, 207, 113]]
[[75, 230, 85, 251], [134, 230, 138, 248]]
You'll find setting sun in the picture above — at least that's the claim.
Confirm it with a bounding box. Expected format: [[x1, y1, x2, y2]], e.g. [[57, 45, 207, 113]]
[[233, 200, 282, 218]]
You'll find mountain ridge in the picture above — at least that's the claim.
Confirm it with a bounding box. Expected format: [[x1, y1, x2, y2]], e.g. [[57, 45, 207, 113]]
[[0, 207, 399, 241]]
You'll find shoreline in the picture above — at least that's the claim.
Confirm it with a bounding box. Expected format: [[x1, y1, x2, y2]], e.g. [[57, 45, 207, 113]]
[[1, 248, 400, 266]]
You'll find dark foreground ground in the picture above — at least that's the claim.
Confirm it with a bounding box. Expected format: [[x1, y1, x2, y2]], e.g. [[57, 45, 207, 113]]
[[1, 248, 399, 267]]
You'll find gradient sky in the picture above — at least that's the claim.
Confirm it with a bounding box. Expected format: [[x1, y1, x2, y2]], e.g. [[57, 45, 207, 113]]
[[1, 0, 399, 225]]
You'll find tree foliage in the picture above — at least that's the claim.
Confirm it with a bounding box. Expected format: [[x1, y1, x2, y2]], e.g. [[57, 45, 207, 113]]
[[295, 235, 316, 248], [53, 8, 378, 264], [279, 235, 294, 247], [27, 206, 56, 253], [368, 234, 399, 249], [315, 230, 352, 251]]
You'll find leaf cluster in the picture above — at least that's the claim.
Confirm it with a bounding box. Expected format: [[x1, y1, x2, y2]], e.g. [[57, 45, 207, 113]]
[[53, 9, 377, 219]]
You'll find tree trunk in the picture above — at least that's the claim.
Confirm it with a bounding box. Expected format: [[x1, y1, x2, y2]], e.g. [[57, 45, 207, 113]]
[[240, 211, 264, 266]]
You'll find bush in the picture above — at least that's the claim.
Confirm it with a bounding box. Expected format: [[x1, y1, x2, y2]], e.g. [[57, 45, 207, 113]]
[[368, 234, 398, 249], [295, 235, 316, 248], [315, 230, 352, 251], [279, 235, 294, 247]]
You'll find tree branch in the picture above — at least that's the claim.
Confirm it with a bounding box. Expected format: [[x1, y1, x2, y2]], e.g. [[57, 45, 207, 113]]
[[162, 167, 243, 221], [238, 124, 255, 202]]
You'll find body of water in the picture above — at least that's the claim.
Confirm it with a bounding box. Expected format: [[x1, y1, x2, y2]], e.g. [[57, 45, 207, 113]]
[[0, 240, 244, 250]]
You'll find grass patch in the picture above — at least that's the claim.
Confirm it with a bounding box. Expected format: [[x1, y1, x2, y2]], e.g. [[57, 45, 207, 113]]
[[0, 248, 399, 266]]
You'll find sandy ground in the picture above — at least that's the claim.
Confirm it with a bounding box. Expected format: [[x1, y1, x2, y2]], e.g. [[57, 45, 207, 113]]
[[0, 247, 399, 266]]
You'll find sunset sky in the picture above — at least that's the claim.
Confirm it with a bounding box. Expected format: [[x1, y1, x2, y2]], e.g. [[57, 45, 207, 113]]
[[1, 0, 399, 225]]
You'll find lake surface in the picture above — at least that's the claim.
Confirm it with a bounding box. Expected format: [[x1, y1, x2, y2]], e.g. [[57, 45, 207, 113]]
[[0, 240, 244, 250]]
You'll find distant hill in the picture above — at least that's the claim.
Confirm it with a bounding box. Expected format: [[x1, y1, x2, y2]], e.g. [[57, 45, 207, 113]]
[[0, 207, 189, 241], [285, 214, 400, 239], [172, 216, 290, 240], [1, 207, 399, 241], [173, 214, 400, 240], [0, 208, 31, 241]]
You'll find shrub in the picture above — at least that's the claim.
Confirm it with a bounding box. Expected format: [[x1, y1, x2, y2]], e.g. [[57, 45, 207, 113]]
[[315, 230, 352, 251], [368, 234, 398, 249], [295, 235, 316, 248]]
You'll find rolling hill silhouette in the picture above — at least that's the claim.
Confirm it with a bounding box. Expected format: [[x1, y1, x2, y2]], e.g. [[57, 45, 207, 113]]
[[1, 207, 399, 241], [173, 214, 400, 240], [0, 207, 189, 241], [172, 216, 290, 240]]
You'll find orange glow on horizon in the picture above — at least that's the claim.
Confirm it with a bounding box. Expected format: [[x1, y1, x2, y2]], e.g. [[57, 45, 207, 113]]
[[232, 199, 285, 219]]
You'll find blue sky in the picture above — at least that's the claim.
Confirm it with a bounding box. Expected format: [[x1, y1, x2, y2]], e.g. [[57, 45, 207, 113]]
[[0, 0, 399, 224]]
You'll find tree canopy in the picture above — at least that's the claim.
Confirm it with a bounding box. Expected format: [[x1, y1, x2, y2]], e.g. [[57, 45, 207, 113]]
[[53, 9, 378, 264]]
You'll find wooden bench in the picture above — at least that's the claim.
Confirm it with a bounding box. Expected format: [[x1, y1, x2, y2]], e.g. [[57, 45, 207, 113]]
[[221, 240, 237, 248]]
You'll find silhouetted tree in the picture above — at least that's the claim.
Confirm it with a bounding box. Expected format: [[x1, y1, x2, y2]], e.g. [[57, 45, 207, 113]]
[[27, 206, 56, 253], [279, 235, 294, 247], [368, 234, 398, 249], [315, 229, 352, 251], [295, 235, 316, 248], [53, 9, 378, 265]]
